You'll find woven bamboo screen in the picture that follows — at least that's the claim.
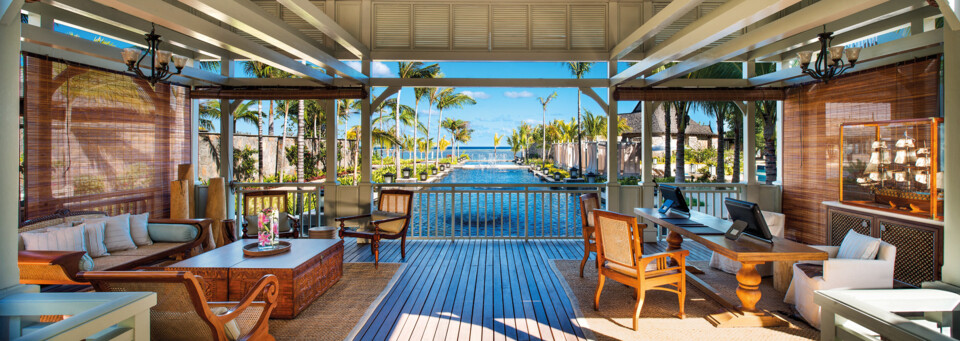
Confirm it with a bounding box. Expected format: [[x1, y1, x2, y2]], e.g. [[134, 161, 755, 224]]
[[22, 54, 191, 220], [781, 56, 941, 244]]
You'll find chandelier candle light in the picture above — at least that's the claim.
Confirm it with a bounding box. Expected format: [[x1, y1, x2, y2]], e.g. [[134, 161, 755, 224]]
[[121, 24, 187, 85], [797, 26, 861, 83]]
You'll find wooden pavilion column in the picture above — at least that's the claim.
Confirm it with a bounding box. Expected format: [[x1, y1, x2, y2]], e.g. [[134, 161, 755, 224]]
[[358, 59, 373, 212], [0, 4, 22, 290], [743, 60, 758, 187], [605, 62, 621, 212], [640, 100, 658, 241], [322, 89, 338, 226]]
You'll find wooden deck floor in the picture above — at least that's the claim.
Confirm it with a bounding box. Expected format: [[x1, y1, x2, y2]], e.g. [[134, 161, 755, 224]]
[[343, 238, 713, 341]]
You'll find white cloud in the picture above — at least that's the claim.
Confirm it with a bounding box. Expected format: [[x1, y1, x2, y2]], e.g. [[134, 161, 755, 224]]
[[523, 119, 539, 124], [461, 91, 490, 99], [344, 61, 393, 77], [504, 90, 534, 98]]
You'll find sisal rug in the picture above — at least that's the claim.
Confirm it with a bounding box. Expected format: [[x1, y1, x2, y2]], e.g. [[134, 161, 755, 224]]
[[551, 260, 818, 341], [269, 262, 404, 341]]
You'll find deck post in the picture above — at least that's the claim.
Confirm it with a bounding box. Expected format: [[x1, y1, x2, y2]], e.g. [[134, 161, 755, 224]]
[[323, 94, 339, 226], [0, 2, 22, 290], [606, 62, 621, 212], [358, 59, 373, 218], [941, 25, 960, 285], [218, 59, 236, 223]]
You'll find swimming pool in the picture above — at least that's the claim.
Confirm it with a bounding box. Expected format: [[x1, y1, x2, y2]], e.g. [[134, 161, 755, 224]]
[[405, 165, 590, 238]]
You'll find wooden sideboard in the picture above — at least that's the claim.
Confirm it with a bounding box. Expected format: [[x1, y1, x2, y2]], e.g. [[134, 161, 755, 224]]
[[824, 201, 944, 287]]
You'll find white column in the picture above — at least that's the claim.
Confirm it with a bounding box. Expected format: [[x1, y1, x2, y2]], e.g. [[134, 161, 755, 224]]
[[0, 7, 21, 290], [323, 92, 338, 225], [360, 60, 372, 184], [219, 59, 235, 220], [606, 69, 621, 211], [775, 62, 784, 186], [743, 61, 757, 186], [190, 98, 199, 183], [941, 27, 960, 285], [641, 101, 655, 183]]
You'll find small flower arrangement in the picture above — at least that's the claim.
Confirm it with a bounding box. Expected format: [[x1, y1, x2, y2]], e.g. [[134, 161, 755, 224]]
[[257, 208, 280, 249]]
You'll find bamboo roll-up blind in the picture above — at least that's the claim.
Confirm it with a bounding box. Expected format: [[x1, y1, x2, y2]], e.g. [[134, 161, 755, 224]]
[[22, 54, 191, 220], [781, 55, 941, 245], [190, 87, 367, 100], [613, 87, 786, 101]]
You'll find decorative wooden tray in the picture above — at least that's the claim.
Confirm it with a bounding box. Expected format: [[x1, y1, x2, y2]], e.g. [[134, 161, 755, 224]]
[[243, 241, 292, 257]]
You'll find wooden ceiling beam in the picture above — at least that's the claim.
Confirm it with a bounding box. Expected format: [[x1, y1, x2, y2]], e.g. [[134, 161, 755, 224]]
[[609, 0, 703, 61]]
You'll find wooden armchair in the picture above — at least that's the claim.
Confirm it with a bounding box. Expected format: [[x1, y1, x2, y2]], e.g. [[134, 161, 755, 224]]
[[592, 210, 689, 331], [78, 271, 279, 341], [241, 191, 300, 239], [578, 193, 600, 277], [336, 189, 413, 268]]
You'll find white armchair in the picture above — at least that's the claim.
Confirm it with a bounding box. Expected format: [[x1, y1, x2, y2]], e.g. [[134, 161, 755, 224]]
[[784, 242, 897, 329], [708, 211, 785, 276]]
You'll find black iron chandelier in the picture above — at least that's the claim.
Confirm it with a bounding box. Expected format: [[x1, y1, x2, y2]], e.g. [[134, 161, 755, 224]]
[[797, 26, 861, 83], [120, 24, 187, 85]]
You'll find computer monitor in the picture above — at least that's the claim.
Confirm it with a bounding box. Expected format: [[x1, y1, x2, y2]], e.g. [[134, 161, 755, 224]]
[[724, 198, 774, 243], [658, 185, 691, 216]]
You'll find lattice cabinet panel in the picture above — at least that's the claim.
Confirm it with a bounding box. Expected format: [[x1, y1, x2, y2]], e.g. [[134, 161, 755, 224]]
[[879, 220, 941, 287], [828, 210, 872, 246]]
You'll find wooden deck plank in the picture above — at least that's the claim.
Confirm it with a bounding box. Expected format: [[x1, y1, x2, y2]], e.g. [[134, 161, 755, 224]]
[[344, 238, 709, 341]]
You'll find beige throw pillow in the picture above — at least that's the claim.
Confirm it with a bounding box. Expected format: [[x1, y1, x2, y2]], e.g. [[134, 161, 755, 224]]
[[21, 224, 86, 252], [86, 214, 137, 252], [81, 221, 110, 257], [209, 307, 241, 340], [129, 213, 152, 246]]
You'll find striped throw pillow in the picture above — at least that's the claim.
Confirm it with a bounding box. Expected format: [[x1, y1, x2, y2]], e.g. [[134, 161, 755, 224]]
[[129, 213, 152, 246], [20, 224, 87, 252], [86, 214, 137, 252], [81, 221, 110, 257]]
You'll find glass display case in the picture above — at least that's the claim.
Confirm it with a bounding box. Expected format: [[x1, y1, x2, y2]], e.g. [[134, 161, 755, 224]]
[[840, 118, 944, 221]]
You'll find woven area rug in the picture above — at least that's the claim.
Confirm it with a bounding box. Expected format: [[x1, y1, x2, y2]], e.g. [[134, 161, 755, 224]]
[[551, 260, 818, 341], [269, 262, 404, 340]]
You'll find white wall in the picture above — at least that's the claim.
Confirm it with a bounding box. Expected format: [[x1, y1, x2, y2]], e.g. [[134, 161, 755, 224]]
[[1, 11, 20, 290]]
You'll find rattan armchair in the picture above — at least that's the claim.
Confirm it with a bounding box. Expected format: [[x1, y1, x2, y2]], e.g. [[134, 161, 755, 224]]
[[78, 271, 279, 341], [336, 189, 413, 268], [592, 210, 689, 331], [578, 193, 600, 277]]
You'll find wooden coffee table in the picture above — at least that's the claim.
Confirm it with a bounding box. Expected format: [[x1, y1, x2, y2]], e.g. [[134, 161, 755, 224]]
[[166, 238, 343, 319]]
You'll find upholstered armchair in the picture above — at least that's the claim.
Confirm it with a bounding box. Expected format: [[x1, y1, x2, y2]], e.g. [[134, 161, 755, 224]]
[[592, 210, 689, 331], [784, 232, 897, 329], [578, 193, 600, 277], [336, 189, 413, 268], [79, 271, 279, 341], [708, 210, 786, 276]]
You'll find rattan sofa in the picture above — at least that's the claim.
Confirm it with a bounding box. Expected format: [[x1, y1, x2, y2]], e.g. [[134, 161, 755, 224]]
[[18, 209, 211, 285]]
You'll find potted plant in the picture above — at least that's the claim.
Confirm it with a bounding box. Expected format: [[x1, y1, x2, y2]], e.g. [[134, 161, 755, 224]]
[[419, 171, 428, 181], [401, 167, 412, 178]]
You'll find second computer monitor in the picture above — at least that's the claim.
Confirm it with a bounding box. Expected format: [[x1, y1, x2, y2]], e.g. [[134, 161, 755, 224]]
[[724, 198, 774, 243], [659, 184, 691, 215]]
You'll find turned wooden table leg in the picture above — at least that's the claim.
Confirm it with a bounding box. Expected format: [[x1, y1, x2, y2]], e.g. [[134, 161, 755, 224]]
[[735, 261, 763, 312], [666, 230, 683, 251]]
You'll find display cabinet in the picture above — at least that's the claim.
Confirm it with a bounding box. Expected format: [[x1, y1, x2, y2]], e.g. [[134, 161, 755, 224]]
[[840, 118, 944, 221]]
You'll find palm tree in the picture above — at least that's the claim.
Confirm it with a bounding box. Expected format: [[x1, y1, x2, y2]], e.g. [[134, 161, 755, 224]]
[[273, 99, 299, 180], [394, 62, 440, 173], [243, 61, 278, 181], [506, 133, 521, 160], [537, 92, 558, 160], [441, 118, 459, 158], [580, 109, 606, 141], [689, 62, 743, 182], [661, 102, 673, 179], [345, 125, 361, 184], [755, 63, 779, 184], [670, 101, 692, 182], [412, 68, 441, 168], [517, 122, 533, 162], [728, 107, 744, 183], [493, 133, 503, 161], [434, 89, 476, 167], [565, 62, 593, 173]]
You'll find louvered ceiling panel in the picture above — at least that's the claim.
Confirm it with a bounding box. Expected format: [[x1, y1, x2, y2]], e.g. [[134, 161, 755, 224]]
[[492, 5, 528, 49], [531, 5, 567, 49], [652, 1, 697, 48], [453, 5, 490, 49], [570, 5, 606, 49], [617, 4, 643, 44], [700, 2, 742, 49], [282, 2, 325, 47], [336, 2, 363, 46], [375, 3, 412, 48], [414, 4, 450, 49]]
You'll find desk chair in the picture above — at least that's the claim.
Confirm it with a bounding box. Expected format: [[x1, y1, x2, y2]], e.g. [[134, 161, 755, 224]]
[[593, 210, 689, 331]]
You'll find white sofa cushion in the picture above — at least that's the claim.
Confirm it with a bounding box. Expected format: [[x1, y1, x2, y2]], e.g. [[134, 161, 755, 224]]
[[21, 224, 86, 252], [836, 230, 881, 260], [129, 213, 152, 246], [86, 214, 137, 252], [81, 221, 110, 257]]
